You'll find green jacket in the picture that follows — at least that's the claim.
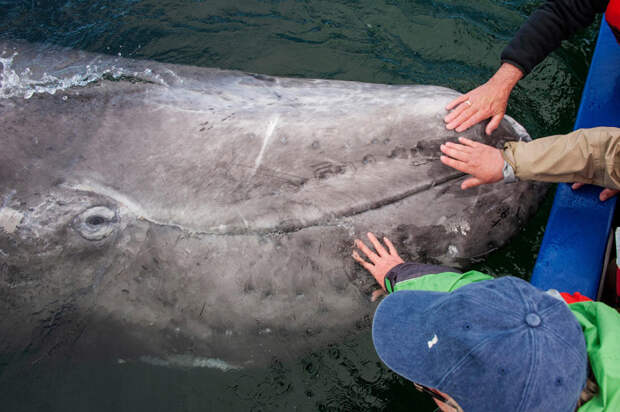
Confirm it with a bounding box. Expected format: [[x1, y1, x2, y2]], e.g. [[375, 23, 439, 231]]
[[388, 270, 620, 411]]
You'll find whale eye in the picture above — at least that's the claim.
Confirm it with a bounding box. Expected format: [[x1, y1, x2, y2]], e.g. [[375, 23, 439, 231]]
[[73, 206, 118, 241], [86, 215, 105, 226]]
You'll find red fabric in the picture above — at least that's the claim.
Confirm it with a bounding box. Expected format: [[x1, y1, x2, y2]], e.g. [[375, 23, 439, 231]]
[[607, 0, 620, 31], [560, 292, 593, 304]]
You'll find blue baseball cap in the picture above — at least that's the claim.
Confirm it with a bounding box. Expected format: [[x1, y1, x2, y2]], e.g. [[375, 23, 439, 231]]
[[372, 276, 587, 411]]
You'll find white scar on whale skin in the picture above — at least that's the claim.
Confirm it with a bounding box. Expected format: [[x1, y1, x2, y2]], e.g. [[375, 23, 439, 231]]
[[236, 210, 250, 229], [66, 181, 146, 218], [65, 180, 233, 235], [253, 115, 279, 174], [65, 180, 198, 233]]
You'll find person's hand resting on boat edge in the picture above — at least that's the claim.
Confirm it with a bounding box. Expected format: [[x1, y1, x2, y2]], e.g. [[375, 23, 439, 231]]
[[439, 137, 504, 189], [571, 182, 619, 202], [352, 232, 403, 301]]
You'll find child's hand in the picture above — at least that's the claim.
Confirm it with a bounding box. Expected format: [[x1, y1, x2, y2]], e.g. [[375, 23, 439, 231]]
[[352, 232, 404, 291]]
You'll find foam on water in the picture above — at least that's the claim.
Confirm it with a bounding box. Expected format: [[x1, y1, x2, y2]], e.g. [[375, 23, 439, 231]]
[[139, 355, 241, 372], [0, 48, 169, 100]]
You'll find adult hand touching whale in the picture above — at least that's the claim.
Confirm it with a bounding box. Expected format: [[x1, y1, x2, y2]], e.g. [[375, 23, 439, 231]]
[[440, 127, 620, 202], [444, 0, 620, 135], [444, 63, 522, 135], [439, 137, 504, 189]]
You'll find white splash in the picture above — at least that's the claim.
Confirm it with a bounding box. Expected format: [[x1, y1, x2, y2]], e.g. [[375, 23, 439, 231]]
[[427, 334, 438, 349], [0, 52, 109, 99], [0, 51, 168, 100], [140, 354, 241, 372]]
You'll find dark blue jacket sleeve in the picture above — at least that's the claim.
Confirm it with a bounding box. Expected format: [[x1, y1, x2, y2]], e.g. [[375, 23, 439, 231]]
[[384, 262, 459, 292], [501, 0, 609, 75]]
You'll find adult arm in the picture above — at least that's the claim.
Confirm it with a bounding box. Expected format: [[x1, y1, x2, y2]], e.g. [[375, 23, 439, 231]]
[[502, 0, 609, 75], [445, 0, 609, 134], [440, 127, 620, 199], [502, 127, 620, 190]]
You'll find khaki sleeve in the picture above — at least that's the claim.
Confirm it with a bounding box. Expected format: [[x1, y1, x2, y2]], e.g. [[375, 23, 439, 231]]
[[502, 127, 620, 190]]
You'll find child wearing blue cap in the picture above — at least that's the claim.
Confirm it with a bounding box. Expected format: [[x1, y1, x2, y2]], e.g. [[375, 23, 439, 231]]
[[353, 232, 620, 412]]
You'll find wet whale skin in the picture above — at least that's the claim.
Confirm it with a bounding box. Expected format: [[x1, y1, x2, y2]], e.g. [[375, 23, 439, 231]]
[[0, 41, 546, 366]]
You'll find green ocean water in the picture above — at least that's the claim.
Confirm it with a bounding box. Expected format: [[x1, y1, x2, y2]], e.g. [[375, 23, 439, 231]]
[[0, 1, 600, 411]]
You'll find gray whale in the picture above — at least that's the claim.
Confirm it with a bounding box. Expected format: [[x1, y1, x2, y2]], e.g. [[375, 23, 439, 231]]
[[0, 41, 546, 367]]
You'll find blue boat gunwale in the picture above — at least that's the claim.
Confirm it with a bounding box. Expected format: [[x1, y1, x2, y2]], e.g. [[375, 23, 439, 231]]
[[530, 18, 620, 299]]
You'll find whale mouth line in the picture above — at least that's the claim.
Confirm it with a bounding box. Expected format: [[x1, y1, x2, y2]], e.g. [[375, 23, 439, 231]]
[[65, 171, 465, 237]]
